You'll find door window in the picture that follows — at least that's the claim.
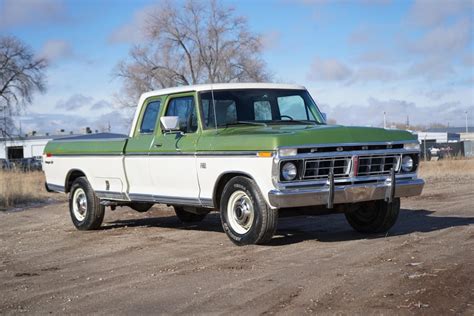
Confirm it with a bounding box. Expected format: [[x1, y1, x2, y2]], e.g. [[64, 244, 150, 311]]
[[165, 96, 198, 133]]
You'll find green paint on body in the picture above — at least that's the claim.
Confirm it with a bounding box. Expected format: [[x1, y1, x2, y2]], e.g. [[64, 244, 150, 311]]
[[44, 124, 415, 155], [44, 139, 127, 155]]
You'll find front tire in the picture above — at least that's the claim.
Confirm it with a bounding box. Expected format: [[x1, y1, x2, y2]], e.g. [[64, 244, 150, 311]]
[[69, 177, 105, 230], [220, 176, 278, 245], [345, 198, 400, 233]]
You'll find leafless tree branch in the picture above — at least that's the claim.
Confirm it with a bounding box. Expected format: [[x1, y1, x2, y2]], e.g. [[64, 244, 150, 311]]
[[114, 0, 271, 107]]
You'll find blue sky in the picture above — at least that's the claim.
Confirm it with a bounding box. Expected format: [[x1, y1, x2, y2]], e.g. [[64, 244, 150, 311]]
[[0, 0, 473, 134]]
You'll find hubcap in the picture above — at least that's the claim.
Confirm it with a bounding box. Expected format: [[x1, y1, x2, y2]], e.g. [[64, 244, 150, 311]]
[[227, 190, 255, 234], [72, 188, 87, 221]]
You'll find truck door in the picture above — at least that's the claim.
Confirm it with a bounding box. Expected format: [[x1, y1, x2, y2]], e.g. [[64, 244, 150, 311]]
[[124, 98, 161, 197], [148, 94, 201, 204]]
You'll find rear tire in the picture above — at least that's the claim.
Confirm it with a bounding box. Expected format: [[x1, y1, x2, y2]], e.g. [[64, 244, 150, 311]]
[[220, 176, 278, 245], [69, 177, 105, 230], [174, 206, 208, 223], [345, 198, 400, 233]]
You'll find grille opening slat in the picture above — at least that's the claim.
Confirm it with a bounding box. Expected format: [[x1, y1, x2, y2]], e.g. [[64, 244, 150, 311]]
[[357, 155, 399, 176], [299, 154, 400, 181], [303, 157, 351, 180]]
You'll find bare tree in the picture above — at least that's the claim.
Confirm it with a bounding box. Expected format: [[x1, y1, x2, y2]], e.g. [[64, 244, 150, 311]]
[[115, 0, 271, 106], [0, 36, 47, 136]]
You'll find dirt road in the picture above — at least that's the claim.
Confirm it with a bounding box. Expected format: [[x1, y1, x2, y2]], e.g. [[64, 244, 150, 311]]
[[1, 176, 473, 315]]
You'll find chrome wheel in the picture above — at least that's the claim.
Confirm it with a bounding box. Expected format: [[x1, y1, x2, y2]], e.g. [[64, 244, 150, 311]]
[[226, 190, 254, 234], [72, 188, 87, 221]]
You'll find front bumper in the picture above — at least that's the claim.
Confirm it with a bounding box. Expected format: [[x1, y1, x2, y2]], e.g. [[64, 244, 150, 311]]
[[268, 178, 424, 208]]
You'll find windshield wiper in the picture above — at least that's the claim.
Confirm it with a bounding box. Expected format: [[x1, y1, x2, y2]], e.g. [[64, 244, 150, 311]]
[[270, 120, 320, 125], [224, 121, 268, 127]]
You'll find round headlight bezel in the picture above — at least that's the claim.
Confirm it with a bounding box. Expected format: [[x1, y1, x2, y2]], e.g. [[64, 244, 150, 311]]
[[401, 155, 414, 173], [281, 162, 298, 181]]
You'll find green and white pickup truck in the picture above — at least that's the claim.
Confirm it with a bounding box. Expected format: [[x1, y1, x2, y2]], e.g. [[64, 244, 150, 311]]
[[44, 83, 424, 245]]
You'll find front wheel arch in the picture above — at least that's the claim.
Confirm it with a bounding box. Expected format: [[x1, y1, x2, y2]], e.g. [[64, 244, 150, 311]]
[[213, 171, 256, 210]]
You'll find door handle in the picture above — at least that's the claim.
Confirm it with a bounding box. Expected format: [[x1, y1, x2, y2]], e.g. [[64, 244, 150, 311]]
[[154, 143, 163, 147]]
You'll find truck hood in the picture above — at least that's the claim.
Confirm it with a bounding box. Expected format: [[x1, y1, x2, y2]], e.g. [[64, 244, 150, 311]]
[[198, 124, 416, 151]]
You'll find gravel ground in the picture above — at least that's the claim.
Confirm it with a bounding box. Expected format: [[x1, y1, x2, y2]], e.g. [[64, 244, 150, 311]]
[[0, 176, 473, 315]]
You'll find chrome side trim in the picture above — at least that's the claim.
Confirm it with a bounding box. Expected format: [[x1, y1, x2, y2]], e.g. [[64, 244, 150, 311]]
[[128, 193, 214, 207]]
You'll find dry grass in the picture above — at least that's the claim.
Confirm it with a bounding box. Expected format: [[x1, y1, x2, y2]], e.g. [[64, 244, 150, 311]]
[[419, 158, 474, 180], [0, 171, 64, 211]]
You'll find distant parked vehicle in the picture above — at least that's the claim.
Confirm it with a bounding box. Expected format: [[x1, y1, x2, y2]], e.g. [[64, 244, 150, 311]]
[[19, 158, 43, 172], [0, 159, 13, 170]]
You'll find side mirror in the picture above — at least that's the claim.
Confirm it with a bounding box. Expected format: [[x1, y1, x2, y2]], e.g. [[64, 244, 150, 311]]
[[321, 112, 327, 122], [160, 116, 180, 132]]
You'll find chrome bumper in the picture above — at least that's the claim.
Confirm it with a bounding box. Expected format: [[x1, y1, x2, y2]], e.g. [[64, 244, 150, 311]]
[[268, 178, 424, 208]]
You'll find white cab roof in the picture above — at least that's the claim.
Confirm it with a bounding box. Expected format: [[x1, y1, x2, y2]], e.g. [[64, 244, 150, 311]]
[[139, 82, 306, 100], [130, 82, 306, 137]]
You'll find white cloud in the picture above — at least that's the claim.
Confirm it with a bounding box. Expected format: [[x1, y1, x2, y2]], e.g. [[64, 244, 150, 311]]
[[55, 94, 94, 111], [406, 56, 455, 80], [108, 5, 153, 44], [350, 66, 399, 83], [407, 0, 471, 27], [38, 40, 73, 62], [91, 100, 114, 111], [326, 97, 471, 127], [17, 110, 130, 135], [307, 57, 353, 81], [407, 18, 471, 55], [0, 0, 65, 29]]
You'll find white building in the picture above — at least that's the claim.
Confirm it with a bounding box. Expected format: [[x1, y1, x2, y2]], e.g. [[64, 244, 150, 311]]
[[0, 135, 56, 160], [417, 132, 460, 143]]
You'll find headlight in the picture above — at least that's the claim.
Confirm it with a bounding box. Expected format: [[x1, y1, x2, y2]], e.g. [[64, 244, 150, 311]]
[[279, 148, 297, 157], [401, 155, 414, 172], [281, 162, 297, 181], [404, 142, 420, 151]]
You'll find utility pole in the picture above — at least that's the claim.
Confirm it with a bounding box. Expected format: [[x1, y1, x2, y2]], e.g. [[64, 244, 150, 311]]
[[466, 111, 469, 133], [383, 111, 386, 129]]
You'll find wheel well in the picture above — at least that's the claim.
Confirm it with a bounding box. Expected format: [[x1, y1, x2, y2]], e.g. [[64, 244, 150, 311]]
[[213, 172, 252, 210], [65, 169, 86, 193]]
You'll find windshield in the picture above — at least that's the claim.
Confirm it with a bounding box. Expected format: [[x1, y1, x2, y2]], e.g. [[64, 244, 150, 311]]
[[199, 89, 325, 128]]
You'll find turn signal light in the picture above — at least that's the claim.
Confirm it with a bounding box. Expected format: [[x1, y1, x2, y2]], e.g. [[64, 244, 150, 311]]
[[257, 151, 273, 158]]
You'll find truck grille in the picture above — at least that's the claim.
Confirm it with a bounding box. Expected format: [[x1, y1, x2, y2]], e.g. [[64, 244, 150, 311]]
[[296, 154, 401, 181], [357, 155, 400, 176], [303, 157, 351, 179]]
